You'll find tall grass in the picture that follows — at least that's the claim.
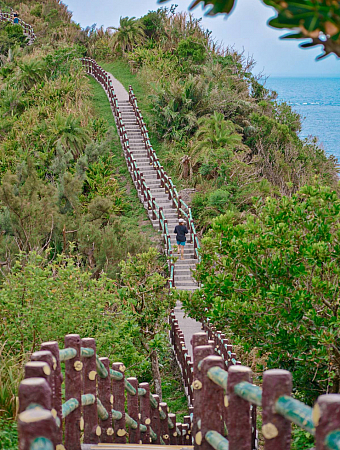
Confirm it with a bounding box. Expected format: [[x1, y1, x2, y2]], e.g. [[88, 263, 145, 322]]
[[0, 343, 27, 420]]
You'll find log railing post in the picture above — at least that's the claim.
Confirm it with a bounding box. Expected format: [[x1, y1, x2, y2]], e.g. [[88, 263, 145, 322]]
[[315, 394, 340, 450], [64, 334, 82, 450], [227, 365, 252, 450], [169, 413, 177, 445], [160, 402, 170, 445], [184, 415, 192, 445], [127, 377, 140, 444], [30, 351, 54, 394], [199, 356, 225, 450], [262, 369, 292, 450], [112, 362, 126, 443], [139, 382, 151, 444], [151, 394, 161, 444], [183, 423, 190, 445], [81, 338, 99, 444], [98, 357, 113, 443], [18, 409, 56, 450], [192, 340, 213, 450], [41, 341, 62, 444], [19, 378, 52, 413]]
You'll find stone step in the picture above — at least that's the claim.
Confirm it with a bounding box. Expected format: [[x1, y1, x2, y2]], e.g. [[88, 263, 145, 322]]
[[175, 276, 198, 283], [174, 259, 198, 266], [175, 285, 198, 292], [174, 269, 197, 276]]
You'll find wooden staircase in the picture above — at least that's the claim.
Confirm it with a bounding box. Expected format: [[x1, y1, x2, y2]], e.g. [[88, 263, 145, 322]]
[[117, 98, 198, 292]]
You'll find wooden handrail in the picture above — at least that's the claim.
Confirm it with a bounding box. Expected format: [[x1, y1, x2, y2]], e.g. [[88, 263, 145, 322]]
[[128, 85, 201, 260], [81, 59, 175, 287], [18, 333, 190, 448]]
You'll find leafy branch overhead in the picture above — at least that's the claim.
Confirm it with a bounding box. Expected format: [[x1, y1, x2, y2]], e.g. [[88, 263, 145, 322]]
[[159, 0, 340, 59]]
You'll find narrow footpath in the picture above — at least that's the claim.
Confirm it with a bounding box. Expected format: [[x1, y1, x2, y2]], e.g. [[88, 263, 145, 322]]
[[106, 72, 202, 357]]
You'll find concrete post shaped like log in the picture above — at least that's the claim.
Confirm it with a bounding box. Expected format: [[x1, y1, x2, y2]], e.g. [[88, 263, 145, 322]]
[[262, 369, 292, 450], [112, 362, 126, 443], [81, 338, 99, 444], [64, 334, 82, 450], [227, 365, 252, 450], [199, 356, 225, 450], [41, 341, 63, 444], [98, 357, 113, 442]]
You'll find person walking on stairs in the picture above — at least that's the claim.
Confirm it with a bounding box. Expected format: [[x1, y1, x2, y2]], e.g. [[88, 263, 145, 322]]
[[174, 218, 188, 260]]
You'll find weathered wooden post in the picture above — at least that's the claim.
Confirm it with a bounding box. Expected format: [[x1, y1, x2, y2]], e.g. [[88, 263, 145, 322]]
[[262, 369, 292, 450], [19, 378, 51, 413], [199, 356, 225, 450], [98, 357, 113, 442], [184, 415, 192, 445], [31, 351, 54, 391], [315, 394, 340, 450], [160, 402, 170, 445], [151, 394, 161, 444], [41, 341, 63, 444], [81, 338, 99, 443], [139, 382, 151, 444], [177, 423, 183, 445], [168, 413, 177, 445], [192, 341, 214, 449], [227, 365, 252, 450], [182, 423, 190, 445], [112, 362, 126, 443], [18, 409, 56, 450], [25, 361, 51, 382], [127, 377, 140, 444], [64, 334, 82, 450]]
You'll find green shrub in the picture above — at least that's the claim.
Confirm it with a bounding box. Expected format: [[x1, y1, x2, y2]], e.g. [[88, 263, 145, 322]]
[[185, 184, 340, 403], [0, 417, 17, 450], [176, 37, 207, 64], [30, 3, 42, 18]]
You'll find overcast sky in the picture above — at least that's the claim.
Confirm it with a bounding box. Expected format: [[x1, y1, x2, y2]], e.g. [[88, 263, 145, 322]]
[[64, 0, 339, 78]]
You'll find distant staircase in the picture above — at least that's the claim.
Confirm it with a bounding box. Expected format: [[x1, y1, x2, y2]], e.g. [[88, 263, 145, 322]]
[[117, 99, 198, 292], [81, 58, 199, 292]]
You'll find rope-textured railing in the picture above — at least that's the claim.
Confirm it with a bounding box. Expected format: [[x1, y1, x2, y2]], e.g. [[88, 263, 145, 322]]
[[17, 334, 193, 449], [0, 10, 36, 43], [81, 58, 176, 288], [129, 87, 201, 261]]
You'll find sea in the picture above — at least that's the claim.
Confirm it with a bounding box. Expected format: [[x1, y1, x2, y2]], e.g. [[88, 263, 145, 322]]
[[263, 77, 340, 161]]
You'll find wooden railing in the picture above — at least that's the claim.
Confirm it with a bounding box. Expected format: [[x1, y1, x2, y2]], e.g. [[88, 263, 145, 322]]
[[170, 313, 258, 450], [81, 58, 176, 287], [184, 331, 340, 450], [17, 334, 192, 449], [128, 87, 201, 261], [0, 10, 36, 43]]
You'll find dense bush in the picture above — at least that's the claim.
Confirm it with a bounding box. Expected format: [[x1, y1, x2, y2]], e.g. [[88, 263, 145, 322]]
[[183, 184, 340, 403]]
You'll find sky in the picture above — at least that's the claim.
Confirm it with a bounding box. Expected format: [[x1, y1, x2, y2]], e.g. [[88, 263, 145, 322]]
[[64, 0, 340, 78]]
